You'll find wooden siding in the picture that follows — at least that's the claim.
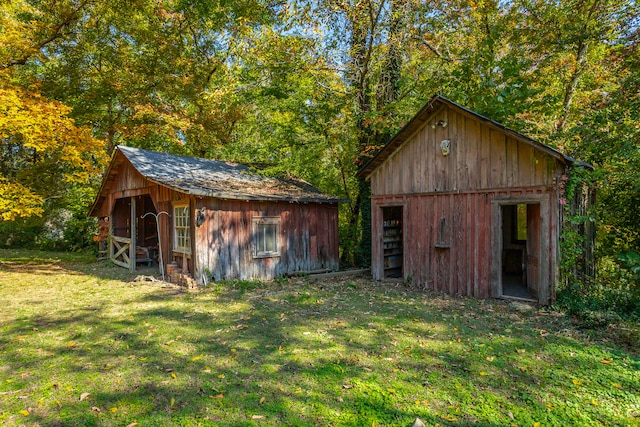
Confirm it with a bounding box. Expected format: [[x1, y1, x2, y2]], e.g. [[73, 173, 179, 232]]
[[371, 188, 559, 300], [369, 106, 562, 196], [194, 199, 339, 284]]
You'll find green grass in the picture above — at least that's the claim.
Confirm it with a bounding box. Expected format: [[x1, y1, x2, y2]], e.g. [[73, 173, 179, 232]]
[[0, 249, 638, 426]]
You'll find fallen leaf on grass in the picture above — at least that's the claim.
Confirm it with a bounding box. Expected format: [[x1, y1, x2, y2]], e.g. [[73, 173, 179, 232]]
[[600, 358, 613, 364], [171, 372, 177, 379], [259, 396, 266, 404], [171, 397, 175, 407], [251, 415, 264, 420], [91, 407, 101, 413], [19, 409, 29, 416], [611, 382, 623, 389], [66, 341, 76, 347], [572, 379, 582, 386], [591, 400, 599, 406], [486, 356, 495, 362], [80, 392, 91, 401], [191, 354, 204, 361], [110, 407, 117, 413], [126, 422, 138, 427]]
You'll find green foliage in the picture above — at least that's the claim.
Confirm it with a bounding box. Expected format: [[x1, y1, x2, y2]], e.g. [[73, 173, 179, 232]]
[[0, 0, 639, 277], [618, 252, 640, 282]]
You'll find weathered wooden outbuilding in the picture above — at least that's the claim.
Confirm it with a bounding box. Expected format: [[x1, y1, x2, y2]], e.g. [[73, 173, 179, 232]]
[[358, 95, 593, 304], [90, 146, 344, 285]]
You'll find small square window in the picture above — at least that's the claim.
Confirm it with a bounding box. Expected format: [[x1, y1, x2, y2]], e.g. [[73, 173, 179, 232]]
[[253, 216, 280, 258]]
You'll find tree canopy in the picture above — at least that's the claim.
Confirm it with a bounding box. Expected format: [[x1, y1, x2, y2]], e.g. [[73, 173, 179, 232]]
[[0, 0, 638, 265]]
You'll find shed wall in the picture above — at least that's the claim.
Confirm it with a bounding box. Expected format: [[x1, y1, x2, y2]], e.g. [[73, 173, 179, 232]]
[[369, 106, 561, 195], [372, 188, 559, 299], [194, 199, 340, 283]]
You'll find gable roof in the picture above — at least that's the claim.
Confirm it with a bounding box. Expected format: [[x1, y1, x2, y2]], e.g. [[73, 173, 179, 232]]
[[357, 94, 593, 179], [90, 146, 346, 216]]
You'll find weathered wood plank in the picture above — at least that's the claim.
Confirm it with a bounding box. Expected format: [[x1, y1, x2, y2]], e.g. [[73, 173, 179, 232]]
[[490, 129, 507, 188]]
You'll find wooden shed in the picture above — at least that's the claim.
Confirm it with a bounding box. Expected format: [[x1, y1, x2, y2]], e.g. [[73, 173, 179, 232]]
[[90, 146, 344, 285], [358, 95, 593, 304]]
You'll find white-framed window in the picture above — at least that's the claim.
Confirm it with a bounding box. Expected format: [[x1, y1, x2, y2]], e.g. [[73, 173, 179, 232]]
[[253, 216, 280, 258], [173, 204, 191, 253]]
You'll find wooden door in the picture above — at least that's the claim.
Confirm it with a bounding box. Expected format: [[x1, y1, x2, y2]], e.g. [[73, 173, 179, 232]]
[[526, 204, 541, 298]]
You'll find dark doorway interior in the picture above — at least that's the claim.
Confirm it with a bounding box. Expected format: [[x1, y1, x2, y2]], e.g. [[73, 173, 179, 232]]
[[111, 195, 159, 268], [501, 204, 533, 299], [382, 206, 403, 279], [135, 194, 159, 264]]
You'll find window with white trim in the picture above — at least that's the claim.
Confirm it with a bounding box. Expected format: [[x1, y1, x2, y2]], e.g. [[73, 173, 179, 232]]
[[173, 205, 191, 253], [253, 216, 280, 258]]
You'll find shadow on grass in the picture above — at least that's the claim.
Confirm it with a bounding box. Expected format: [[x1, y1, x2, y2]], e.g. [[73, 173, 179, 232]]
[[0, 261, 639, 426]]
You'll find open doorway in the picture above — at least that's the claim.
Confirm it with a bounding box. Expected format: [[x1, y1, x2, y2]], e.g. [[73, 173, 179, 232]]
[[501, 203, 540, 300], [110, 194, 158, 270], [382, 206, 403, 278]]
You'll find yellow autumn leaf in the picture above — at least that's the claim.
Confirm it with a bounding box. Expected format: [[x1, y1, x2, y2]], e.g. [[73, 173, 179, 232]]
[[171, 372, 177, 379], [217, 374, 225, 379], [19, 409, 29, 416], [191, 354, 203, 361], [67, 341, 76, 347], [533, 422, 541, 427], [479, 371, 488, 376], [591, 400, 599, 406], [170, 397, 175, 407], [572, 379, 582, 386], [110, 407, 117, 413], [600, 358, 613, 364], [486, 356, 495, 362], [611, 382, 623, 389], [259, 396, 266, 404]]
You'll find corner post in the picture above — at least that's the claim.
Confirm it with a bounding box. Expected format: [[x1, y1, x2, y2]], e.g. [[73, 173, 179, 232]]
[[130, 196, 136, 271]]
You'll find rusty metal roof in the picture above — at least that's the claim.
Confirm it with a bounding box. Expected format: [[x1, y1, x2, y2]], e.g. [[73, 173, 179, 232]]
[[89, 146, 346, 216], [357, 94, 594, 179]]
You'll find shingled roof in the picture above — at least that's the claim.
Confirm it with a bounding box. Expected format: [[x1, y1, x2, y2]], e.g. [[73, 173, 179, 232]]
[[89, 146, 345, 216]]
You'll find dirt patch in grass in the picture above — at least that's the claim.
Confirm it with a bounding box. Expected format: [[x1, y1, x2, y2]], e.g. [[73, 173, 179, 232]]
[[0, 250, 638, 426]]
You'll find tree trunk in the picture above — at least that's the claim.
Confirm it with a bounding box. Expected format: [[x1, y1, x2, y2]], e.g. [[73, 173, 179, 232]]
[[557, 39, 588, 134]]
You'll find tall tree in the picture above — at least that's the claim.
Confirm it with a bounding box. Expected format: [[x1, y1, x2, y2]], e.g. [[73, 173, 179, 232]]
[[0, 0, 105, 222]]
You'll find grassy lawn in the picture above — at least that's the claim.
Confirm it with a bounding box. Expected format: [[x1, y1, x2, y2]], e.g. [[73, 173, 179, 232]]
[[0, 249, 638, 426]]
